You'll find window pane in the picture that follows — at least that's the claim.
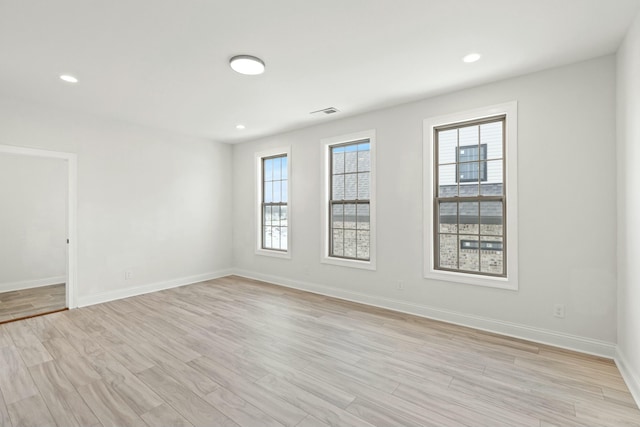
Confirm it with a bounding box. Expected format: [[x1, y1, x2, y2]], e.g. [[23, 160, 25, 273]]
[[280, 206, 288, 227], [280, 227, 288, 251], [333, 151, 345, 174], [480, 201, 503, 236], [356, 203, 370, 230], [273, 157, 282, 180], [332, 229, 344, 256], [357, 172, 370, 199], [264, 226, 272, 248], [272, 206, 280, 225], [438, 129, 457, 165], [439, 202, 457, 233], [272, 226, 281, 249], [459, 181, 478, 197], [264, 181, 273, 203], [459, 145, 479, 162], [281, 180, 288, 202], [481, 160, 503, 196], [345, 150, 357, 173], [459, 202, 479, 234], [273, 181, 281, 202], [332, 204, 344, 229], [459, 235, 480, 272], [332, 175, 344, 200], [358, 150, 370, 172], [481, 236, 503, 274], [264, 205, 272, 226], [479, 160, 488, 182], [357, 142, 370, 151], [481, 121, 503, 160], [438, 164, 457, 196], [458, 161, 478, 182], [438, 234, 458, 269], [344, 230, 356, 257], [344, 204, 356, 229], [357, 230, 370, 260], [345, 174, 357, 199], [459, 125, 478, 148], [264, 158, 273, 181], [281, 157, 288, 179]]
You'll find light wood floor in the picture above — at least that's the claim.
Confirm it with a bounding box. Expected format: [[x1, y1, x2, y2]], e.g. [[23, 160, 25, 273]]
[[0, 275, 638, 427], [0, 284, 66, 324]]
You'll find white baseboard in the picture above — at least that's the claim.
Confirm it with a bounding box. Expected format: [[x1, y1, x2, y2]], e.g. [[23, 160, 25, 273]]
[[0, 276, 66, 293], [77, 269, 234, 307], [232, 269, 616, 359], [615, 348, 640, 408]]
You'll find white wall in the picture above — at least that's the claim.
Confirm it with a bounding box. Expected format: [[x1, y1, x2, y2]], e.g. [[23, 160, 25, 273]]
[[233, 56, 617, 354], [0, 95, 233, 305], [0, 153, 67, 291], [617, 11, 640, 402]]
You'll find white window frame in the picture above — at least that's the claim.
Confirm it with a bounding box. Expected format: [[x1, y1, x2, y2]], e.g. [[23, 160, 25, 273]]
[[321, 129, 377, 270], [423, 102, 518, 290], [255, 146, 291, 259]]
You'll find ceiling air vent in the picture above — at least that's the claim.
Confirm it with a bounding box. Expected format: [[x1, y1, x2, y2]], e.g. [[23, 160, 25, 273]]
[[310, 107, 340, 116]]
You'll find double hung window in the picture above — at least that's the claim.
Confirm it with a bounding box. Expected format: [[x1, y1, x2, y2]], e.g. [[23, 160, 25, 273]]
[[256, 148, 291, 257], [321, 130, 376, 270], [424, 103, 518, 289]]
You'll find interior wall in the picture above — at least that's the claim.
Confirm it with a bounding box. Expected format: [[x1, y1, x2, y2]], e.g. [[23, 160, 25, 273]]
[[232, 55, 617, 350], [0, 153, 67, 291], [0, 95, 233, 304], [617, 11, 640, 399]]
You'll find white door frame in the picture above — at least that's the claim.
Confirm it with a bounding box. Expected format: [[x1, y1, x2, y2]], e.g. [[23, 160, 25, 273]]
[[0, 144, 78, 309]]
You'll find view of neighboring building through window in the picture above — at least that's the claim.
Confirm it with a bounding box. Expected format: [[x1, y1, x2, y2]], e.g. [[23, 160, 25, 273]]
[[457, 144, 487, 183], [262, 154, 288, 251], [330, 141, 371, 260], [435, 117, 505, 276]]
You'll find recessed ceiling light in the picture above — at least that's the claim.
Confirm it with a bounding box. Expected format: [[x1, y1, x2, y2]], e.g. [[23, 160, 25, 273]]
[[59, 74, 78, 83], [229, 55, 265, 75], [236, 124, 246, 130], [462, 53, 481, 63]]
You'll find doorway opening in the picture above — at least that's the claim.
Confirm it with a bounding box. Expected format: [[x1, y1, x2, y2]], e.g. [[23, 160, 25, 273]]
[[0, 145, 77, 323]]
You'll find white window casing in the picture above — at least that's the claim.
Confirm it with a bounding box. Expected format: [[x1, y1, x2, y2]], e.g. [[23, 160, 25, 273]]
[[424, 102, 518, 290], [255, 146, 291, 259], [321, 129, 377, 270]]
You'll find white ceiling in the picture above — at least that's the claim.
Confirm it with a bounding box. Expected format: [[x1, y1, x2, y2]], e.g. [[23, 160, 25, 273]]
[[1, 0, 638, 143]]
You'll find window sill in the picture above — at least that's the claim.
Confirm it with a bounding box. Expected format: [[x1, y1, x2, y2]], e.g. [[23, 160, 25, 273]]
[[321, 256, 376, 271], [256, 248, 291, 259], [424, 268, 517, 290]]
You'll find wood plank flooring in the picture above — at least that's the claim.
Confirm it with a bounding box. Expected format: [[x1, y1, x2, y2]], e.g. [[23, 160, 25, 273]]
[[0, 284, 66, 324], [0, 275, 638, 426]]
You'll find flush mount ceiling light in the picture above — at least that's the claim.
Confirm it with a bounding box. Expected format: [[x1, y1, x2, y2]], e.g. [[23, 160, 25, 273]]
[[229, 55, 265, 75], [59, 74, 79, 83], [236, 124, 246, 130], [462, 53, 481, 63]]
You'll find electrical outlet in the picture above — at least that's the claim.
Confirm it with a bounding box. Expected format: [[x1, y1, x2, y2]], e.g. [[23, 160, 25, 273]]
[[124, 271, 133, 280], [396, 281, 405, 291], [553, 304, 565, 318]]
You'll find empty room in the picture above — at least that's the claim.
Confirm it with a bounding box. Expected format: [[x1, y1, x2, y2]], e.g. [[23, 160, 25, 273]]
[[1, 0, 640, 426]]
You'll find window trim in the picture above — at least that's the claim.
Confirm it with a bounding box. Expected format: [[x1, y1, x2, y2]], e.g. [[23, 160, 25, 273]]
[[321, 129, 376, 270], [255, 146, 291, 259], [423, 102, 518, 290]]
